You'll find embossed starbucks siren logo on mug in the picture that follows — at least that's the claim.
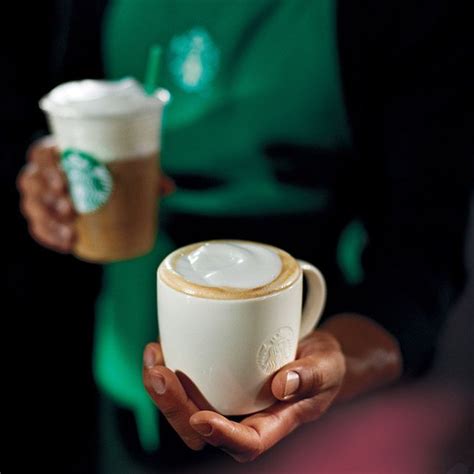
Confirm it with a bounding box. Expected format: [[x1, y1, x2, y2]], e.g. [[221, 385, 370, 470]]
[[61, 149, 113, 214], [257, 326, 295, 375]]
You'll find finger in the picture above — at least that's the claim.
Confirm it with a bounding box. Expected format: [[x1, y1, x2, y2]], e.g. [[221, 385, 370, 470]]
[[25, 139, 67, 193], [30, 221, 75, 253], [18, 163, 73, 224], [190, 411, 262, 462], [51, 196, 76, 220], [41, 165, 68, 194], [27, 137, 60, 166], [159, 175, 176, 197], [21, 195, 75, 223], [190, 386, 339, 463], [17, 163, 45, 197], [18, 162, 67, 199], [143, 342, 164, 367], [189, 401, 300, 463], [143, 344, 205, 451]]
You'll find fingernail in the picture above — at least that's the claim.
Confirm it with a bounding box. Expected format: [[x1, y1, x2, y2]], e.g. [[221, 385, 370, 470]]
[[284, 371, 300, 398], [58, 225, 72, 241], [55, 198, 70, 215], [143, 346, 157, 368], [152, 373, 166, 395], [192, 422, 213, 436]]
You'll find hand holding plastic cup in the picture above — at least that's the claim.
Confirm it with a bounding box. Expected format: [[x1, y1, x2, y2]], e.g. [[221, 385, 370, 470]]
[[39, 77, 170, 262]]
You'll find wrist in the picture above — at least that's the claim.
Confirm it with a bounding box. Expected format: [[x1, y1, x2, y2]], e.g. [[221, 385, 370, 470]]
[[321, 313, 402, 401]]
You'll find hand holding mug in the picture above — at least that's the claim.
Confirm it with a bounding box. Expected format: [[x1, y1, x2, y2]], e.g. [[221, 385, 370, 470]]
[[143, 330, 345, 461], [144, 241, 345, 462]]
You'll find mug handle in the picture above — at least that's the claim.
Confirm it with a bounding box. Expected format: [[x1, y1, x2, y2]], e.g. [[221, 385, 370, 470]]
[[297, 260, 326, 340]]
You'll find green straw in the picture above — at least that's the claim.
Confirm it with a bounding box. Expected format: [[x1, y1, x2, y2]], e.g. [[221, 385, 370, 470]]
[[144, 45, 162, 95]]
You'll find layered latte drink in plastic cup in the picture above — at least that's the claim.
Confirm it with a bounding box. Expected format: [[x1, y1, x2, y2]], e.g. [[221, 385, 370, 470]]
[[40, 78, 170, 262]]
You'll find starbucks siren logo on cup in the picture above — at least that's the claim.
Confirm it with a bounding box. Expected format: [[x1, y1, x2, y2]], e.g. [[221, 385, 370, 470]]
[[61, 149, 113, 213]]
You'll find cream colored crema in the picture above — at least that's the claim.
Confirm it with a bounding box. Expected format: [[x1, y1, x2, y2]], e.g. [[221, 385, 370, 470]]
[[159, 241, 301, 299]]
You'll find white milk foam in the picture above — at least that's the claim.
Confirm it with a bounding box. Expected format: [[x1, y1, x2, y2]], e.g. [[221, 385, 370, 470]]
[[175, 242, 282, 289], [40, 78, 170, 162], [40, 78, 169, 117]]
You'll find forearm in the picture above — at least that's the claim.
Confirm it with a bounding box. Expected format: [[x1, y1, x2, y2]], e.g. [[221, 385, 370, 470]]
[[321, 313, 402, 401]]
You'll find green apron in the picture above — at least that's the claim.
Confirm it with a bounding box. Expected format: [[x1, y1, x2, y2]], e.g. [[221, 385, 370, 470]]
[[94, 0, 351, 451]]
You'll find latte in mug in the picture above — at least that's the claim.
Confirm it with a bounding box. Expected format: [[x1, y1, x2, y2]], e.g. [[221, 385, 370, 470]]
[[40, 79, 170, 262], [157, 240, 326, 415], [159, 240, 301, 299]]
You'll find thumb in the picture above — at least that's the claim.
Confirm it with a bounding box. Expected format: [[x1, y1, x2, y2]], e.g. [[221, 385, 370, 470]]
[[271, 346, 345, 402], [270, 356, 322, 401]]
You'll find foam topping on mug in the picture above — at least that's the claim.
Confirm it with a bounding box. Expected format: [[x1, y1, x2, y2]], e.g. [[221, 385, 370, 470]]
[[175, 242, 282, 289], [40, 78, 169, 118]]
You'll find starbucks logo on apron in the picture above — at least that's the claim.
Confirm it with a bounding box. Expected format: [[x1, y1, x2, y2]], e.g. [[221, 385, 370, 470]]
[[168, 27, 220, 92], [61, 149, 113, 214]]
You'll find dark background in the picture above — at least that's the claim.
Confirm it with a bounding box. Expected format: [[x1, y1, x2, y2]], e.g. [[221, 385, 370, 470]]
[[4, 4, 102, 471], [4, 2, 473, 473]]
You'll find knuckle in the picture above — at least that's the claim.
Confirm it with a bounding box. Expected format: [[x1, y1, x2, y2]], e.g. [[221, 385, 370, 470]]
[[298, 361, 324, 397], [310, 364, 324, 392], [160, 404, 182, 420]]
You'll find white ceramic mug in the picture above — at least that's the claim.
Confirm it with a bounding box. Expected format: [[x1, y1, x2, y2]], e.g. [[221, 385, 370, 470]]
[[157, 252, 326, 415]]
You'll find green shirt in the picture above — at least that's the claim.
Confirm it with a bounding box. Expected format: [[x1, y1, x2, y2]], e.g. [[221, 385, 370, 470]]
[[94, 0, 350, 451]]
